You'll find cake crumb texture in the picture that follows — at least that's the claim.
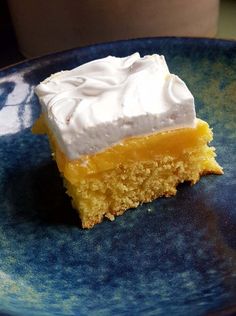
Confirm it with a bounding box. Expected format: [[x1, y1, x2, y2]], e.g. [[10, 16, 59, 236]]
[[65, 147, 222, 228]]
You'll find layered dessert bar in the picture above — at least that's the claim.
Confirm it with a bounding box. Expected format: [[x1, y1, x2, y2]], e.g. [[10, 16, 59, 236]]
[[34, 53, 223, 228]]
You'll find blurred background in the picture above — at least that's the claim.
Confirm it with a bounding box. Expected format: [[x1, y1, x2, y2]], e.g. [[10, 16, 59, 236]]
[[0, 0, 236, 69]]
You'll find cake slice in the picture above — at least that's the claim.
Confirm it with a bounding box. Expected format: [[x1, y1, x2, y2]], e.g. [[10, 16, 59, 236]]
[[34, 53, 223, 228]]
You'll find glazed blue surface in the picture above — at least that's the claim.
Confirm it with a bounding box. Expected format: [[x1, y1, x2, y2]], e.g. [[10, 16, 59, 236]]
[[0, 38, 236, 316]]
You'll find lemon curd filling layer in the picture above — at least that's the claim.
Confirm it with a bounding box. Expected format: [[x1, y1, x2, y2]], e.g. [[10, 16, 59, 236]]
[[33, 115, 223, 228]]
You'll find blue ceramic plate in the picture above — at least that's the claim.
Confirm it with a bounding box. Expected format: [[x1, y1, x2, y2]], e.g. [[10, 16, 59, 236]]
[[0, 38, 236, 316]]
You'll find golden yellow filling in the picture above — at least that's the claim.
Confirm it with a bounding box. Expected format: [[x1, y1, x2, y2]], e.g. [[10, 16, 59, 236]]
[[33, 115, 223, 228]]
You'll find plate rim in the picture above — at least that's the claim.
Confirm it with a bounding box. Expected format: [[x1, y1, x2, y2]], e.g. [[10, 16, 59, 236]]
[[1, 36, 236, 73]]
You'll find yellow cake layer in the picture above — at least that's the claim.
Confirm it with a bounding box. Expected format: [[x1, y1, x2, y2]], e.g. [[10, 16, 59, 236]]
[[33, 116, 223, 228]]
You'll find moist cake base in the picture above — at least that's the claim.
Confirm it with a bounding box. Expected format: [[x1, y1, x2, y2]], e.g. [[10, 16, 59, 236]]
[[33, 117, 223, 228]]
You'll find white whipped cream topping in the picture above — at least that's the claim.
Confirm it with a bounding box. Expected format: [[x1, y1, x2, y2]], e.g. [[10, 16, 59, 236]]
[[35, 53, 196, 160]]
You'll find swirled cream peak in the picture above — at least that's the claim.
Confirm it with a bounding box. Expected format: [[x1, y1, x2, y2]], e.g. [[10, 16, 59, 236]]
[[35, 53, 196, 159]]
